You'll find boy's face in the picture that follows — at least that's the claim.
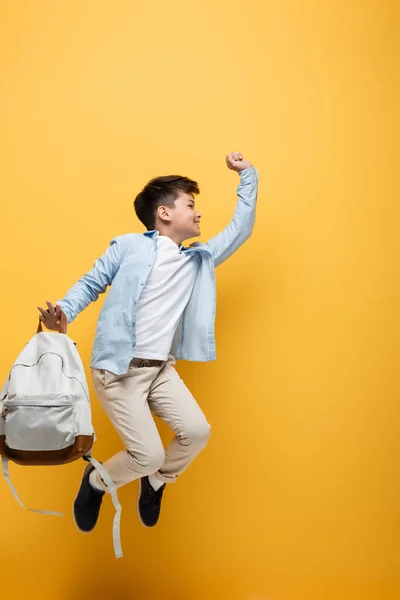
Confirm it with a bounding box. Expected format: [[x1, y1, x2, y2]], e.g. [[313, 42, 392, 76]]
[[159, 192, 202, 241]]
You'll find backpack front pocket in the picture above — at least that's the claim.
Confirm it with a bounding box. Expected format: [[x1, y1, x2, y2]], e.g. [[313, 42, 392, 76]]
[[3, 395, 76, 451]]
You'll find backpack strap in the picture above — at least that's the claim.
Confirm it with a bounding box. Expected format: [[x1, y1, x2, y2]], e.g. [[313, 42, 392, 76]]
[[2, 457, 62, 516], [84, 455, 123, 559]]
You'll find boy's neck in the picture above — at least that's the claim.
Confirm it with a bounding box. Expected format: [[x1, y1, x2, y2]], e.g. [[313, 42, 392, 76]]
[[156, 230, 186, 247]]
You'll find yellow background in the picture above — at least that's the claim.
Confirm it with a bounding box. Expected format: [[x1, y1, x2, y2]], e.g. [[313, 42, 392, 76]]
[[0, 1, 398, 599]]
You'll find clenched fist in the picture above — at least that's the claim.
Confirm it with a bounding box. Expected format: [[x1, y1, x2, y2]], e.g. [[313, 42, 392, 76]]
[[225, 152, 253, 172]]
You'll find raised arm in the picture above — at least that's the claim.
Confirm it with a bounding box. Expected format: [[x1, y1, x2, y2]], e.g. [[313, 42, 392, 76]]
[[205, 152, 258, 268]]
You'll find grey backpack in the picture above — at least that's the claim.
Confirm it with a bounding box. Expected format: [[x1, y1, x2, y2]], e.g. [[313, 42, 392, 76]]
[[0, 314, 122, 558]]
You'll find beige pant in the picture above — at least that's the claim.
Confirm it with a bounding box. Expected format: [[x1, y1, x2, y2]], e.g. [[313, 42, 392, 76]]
[[90, 354, 211, 491]]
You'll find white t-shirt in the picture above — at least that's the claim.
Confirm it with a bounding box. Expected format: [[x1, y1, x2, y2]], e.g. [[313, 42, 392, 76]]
[[132, 235, 199, 360]]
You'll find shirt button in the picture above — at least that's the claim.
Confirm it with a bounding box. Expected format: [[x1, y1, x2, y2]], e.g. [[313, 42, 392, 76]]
[[148, 264, 152, 267], [134, 301, 137, 305], [140, 282, 144, 286]]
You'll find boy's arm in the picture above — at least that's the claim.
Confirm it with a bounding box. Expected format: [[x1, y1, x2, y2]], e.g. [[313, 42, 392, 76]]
[[54, 235, 126, 325], [205, 153, 258, 268]]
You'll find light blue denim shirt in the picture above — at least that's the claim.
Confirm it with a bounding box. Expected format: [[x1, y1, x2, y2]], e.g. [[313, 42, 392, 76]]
[[57, 167, 258, 375]]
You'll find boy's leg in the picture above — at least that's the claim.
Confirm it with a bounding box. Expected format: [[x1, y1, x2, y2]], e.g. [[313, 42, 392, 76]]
[[136, 355, 211, 527], [148, 355, 211, 484], [90, 361, 167, 490], [74, 359, 166, 533]]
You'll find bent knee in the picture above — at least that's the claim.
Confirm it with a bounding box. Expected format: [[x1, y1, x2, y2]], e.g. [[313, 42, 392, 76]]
[[127, 446, 165, 474], [183, 420, 211, 447]]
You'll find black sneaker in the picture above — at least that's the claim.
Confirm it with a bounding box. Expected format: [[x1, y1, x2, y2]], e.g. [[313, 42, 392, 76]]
[[138, 476, 166, 527], [73, 464, 104, 533]]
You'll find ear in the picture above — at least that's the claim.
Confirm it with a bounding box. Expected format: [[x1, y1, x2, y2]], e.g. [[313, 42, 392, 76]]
[[157, 205, 172, 222]]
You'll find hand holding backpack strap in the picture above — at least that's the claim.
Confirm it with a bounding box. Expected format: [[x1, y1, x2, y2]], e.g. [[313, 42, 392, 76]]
[[37, 309, 68, 335]]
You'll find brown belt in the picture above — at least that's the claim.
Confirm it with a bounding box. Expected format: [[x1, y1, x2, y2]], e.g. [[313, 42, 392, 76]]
[[130, 358, 165, 368]]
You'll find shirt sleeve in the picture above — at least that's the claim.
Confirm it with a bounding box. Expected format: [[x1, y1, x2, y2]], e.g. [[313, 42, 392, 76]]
[[205, 167, 258, 268], [55, 235, 125, 324]]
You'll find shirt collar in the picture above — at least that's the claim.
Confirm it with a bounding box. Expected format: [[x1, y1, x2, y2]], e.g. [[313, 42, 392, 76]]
[[143, 230, 186, 252]]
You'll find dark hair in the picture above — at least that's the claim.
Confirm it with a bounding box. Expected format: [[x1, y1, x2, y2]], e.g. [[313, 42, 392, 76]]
[[134, 175, 200, 230]]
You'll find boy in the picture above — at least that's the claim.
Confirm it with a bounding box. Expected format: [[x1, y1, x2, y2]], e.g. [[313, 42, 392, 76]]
[[37, 152, 258, 532]]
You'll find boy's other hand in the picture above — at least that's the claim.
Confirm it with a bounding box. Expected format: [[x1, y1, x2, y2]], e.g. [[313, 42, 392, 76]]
[[226, 152, 253, 172], [37, 300, 65, 331]]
